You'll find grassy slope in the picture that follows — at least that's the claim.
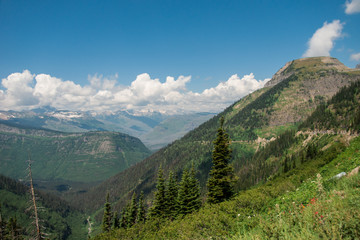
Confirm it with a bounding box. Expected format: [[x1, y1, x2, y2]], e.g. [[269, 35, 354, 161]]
[[93, 117, 360, 240], [74, 57, 360, 214]]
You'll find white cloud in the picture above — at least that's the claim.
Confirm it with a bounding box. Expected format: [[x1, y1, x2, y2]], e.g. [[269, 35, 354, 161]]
[[1, 70, 38, 110], [303, 20, 344, 58], [350, 52, 360, 61], [0, 70, 269, 114], [345, 0, 360, 14]]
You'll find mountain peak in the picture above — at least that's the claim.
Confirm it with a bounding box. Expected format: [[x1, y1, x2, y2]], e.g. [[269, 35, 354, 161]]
[[265, 57, 351, 88]]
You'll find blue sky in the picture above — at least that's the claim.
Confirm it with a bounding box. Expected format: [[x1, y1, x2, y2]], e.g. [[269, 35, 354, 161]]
[[0, 0, 359, 113]]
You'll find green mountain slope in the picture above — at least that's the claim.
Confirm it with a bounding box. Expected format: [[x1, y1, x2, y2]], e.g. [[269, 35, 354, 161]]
[[93, 74, 360, 240], [0, 174, 87, 239], [0, 123, 151, 192], [72, 57, 360, 213]]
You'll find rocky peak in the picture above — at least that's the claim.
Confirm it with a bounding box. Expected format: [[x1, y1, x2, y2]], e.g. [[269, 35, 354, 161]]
[[265, 56, 351, 88]]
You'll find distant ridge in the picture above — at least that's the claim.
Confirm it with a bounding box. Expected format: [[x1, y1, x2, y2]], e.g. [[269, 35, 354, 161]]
[[0, 121, 151, 193]]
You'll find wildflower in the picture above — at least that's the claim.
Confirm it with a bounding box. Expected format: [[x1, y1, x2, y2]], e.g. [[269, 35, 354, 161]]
[[320, 215, 324, 218], [315, 211, 318, 215]]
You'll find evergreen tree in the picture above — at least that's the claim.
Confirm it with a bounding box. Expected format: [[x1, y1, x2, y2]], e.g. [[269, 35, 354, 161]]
[[6, 217, 22, 240], [188, 164, 201, 212], [112, 212, 120, 229], [207, 117, 235, 204], [101, 193, 112, 232], [165, 171, 178, 219], [178, 169, 190, 216], [127, 192, 137, 228], [150, 166, 167, 218], [283, 156, 289, 173], [137, 191, 146, 224], [0, 206, 4, 240], [119, 208, 127, 229], [178, 166, 202, 216]]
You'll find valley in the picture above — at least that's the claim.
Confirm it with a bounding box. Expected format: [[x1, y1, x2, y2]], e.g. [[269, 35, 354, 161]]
[[1, 57, 360, 239]]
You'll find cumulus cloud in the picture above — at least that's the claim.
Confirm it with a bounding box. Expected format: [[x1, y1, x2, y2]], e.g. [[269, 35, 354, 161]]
[[303, 20, 344, 58], [350, 52, 360, 61], [345, 0, 360, 14], [1, 70, 38, 110], [0, 70, 269, 114]]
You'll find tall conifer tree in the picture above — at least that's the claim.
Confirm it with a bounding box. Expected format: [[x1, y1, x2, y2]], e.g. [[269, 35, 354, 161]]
[[127, 192, 137, 228], [207, 117, 235, 204], [112, 212, 120, 229], [102, 193, 112, 232], [188, 164, 201, 212], [177, 169, 190, 216], [119, 208, 127, 229], [178, 165, 201, 216], [150, 166, 166, 218], [165, 171, 178, 219], [137, 191, 146, 223]]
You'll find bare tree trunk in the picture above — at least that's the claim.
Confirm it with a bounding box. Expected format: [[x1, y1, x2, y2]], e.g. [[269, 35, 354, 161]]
[[28, 157, 42, 240]]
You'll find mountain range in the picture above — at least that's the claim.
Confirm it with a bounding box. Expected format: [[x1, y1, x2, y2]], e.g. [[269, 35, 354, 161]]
[[69, 56, 360, 214], [1, 56, 360, 239], [0, 109, 215, 151]]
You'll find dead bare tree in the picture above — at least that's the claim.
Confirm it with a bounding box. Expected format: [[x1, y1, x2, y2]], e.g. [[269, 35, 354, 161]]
[[27, 155, 42, 240]]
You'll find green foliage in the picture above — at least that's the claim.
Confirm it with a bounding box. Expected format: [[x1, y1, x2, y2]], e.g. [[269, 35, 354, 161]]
[[165, 172, 178, 219], [136, 192, 146, 224], [178, 166, 201, 216], [0, 124, 151, 186], [92, 135, 360, 240], [207, 117, 235, 204], [0, 174, 86, 239], [127, 193, 137, 228], [149, 167, 166, 218], [102, 193, 112, 232], [119, 208, 127, 229], [112, 212, 120, 229], [300, 80, 360, 132]]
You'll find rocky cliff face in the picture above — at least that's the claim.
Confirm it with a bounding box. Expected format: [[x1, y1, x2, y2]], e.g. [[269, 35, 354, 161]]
[[262, 57, 360, 126]]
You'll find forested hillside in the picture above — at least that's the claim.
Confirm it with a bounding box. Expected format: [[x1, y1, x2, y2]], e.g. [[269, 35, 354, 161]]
[[70, 57, 360, 215], [0, 123, 151, 193], [0, 174, 87, 239], [93, 75, 360, 240]]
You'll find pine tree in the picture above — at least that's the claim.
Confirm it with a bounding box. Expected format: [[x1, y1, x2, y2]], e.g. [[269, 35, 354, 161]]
[[119, 208, 127, 229], [102, 193, 112, 232], [165, 171, 178, 219], [207, 117, 235, 204], [137, 191, 146, 223], [0, 205, 4, 240], [112, 212, 120, 229], [188, 164, 201, 212], [6, 217, 21, 240], [178, 169, 190, 216], [178, 166, 202, 216], [127, 192, 137, 228], [283, 156, 289, 173], [150, 166, 167, 218]]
